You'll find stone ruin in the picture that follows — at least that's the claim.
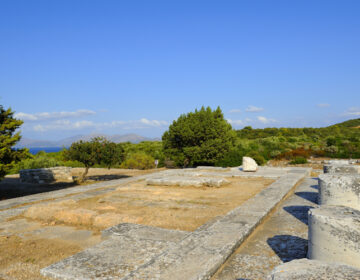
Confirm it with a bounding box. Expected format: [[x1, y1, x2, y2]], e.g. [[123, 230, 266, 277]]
[[268, 160, 360, 279], [20, 166, 73, 184]]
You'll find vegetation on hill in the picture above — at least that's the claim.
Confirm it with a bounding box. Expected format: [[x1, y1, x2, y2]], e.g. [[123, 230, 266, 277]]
[[9, 108, 360, 173]]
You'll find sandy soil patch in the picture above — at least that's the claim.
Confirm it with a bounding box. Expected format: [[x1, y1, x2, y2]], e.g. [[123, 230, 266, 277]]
[[0, 235, 81, 280], [23, 177, 274, 232]]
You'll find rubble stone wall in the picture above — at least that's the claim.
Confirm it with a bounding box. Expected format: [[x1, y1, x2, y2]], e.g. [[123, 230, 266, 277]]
[[20, 167, 73, 184]]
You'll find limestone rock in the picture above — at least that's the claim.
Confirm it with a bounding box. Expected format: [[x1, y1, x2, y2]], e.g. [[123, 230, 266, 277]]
[[268, 258, 360, 280], [318, 174, 360, 210], [308, 205, 360, 268], [323, 164, 360, 174], [242, 157, 258, 172]]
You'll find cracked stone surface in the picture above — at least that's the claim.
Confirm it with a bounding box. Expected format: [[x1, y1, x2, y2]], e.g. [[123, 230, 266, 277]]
[[213, 177, 318, 280], [268, 258, 360, 280]]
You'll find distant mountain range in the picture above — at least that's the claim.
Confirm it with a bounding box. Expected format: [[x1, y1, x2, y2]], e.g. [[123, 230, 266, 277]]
[[15, 133, 160, 148]]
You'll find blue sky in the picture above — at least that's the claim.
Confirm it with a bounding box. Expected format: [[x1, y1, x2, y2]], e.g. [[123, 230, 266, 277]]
[[1, 0, 359, 140]]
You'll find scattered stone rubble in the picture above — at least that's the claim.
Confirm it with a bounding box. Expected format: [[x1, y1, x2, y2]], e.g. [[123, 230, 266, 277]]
[[20, 167, 73, 184], [269, 160, 360, 279]]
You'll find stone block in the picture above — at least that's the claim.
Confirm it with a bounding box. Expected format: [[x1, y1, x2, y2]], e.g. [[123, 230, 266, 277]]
[[242, 157, 258, 172], [146, 176, 230, 187], [323, 164, 360, 174], [308, 205, 360, 268], [268, 258, 360, 280], [20, 167, 73, 184], [318, 174, 360, 210]]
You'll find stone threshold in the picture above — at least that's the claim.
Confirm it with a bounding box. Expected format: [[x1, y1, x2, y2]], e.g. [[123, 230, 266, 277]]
[[41, 168, 310, 280]]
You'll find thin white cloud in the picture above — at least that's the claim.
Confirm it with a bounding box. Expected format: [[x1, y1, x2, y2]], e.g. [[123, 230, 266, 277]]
[[317, 103, 330, 108], [15, 109, 96, 121], [30, 118, 169, 132], [229, 109, 241, 113], [257, 116, 277, 124], [245, 105, 264, 112], [227, 119, 244, 126], [343, 107, 360, 116]]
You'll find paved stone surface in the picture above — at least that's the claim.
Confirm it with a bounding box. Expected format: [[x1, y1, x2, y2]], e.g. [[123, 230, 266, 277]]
[[323, 164, 360, 174], [213, 177, 317, 280], [318, 174, 360, 210], [146, 176, 230, 187], [268, 258, 360, 280], [123, 170, 309, 280], [41, 224, 188, 279], [308, 205, 360, 268]]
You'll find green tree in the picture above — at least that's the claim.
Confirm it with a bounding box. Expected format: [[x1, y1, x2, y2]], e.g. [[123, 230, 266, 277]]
[[162, 106, 236, 167], [0, 105, 30, 180], [100, 142, 125, 169], [65, 137, 104, 182]]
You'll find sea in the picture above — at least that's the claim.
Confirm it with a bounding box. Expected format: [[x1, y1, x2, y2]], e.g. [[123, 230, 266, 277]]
[[28, 147, 64, 155]]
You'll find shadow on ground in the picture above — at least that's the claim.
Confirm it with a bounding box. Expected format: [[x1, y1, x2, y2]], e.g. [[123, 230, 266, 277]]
[[267, 235, 307, 262], [294, 191, 318, 204], [0, 174, 131, 200], [283, 205, 314, 225]]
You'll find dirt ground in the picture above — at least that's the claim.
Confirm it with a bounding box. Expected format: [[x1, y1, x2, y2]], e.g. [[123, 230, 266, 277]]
[[0, 175, 273, 279]]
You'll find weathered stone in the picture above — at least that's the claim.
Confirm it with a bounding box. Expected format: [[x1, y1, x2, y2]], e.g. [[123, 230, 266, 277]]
[[325, 159, 351, 165], [20, 167, 73, 184], [41, 223, 188, 279], [308, 205, 360, 269], [242, 156, 258, 172], [323, 164, 360, 174], [318, 174, 360, 210], [146, 176, 230, 187], [268, 258, 360, 280]]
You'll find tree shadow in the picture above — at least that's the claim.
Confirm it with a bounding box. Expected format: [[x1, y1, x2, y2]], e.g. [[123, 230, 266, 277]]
[[294, 191, 318, 204], [0, 177, 77, 200], [283, 205, 314, 225], [267, 235, 307, 262], [86, 174, 131, 181]]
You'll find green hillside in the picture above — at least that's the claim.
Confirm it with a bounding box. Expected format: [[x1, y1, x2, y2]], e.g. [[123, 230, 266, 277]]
[[331, 118, 360, 128]]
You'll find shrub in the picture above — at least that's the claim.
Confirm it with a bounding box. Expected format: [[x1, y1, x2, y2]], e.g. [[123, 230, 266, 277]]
[[13, 155, 62, 173], [289, 157, 308, 164], [215, 149, 244, 167], [120, 152, 155, 170], [246, 151, 266, 165], [162, 106, 236, 167]]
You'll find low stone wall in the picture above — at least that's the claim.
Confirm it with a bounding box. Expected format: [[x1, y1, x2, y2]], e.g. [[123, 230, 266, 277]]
[[20, 167, 73, 184]]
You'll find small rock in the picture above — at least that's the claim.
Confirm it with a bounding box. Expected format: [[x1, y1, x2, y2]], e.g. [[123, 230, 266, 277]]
[[242, 157, 258, 172]]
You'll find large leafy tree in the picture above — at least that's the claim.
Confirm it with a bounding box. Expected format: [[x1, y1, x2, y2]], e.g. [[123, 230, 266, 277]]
[[162, 106, 236, 167], [0, 105, 30, 180], [65, 137, 125, 182]]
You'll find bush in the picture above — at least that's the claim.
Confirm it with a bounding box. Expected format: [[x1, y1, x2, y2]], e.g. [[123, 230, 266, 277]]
[[246, 151, 266, 165], [289, 157, 308, 164], [120, 152, 155, 170], [162, 106, 236, 167], [215, 149, 244, 167], [12, 155, 62, 173]]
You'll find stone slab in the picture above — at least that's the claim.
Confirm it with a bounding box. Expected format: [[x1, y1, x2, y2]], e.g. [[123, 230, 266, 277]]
[[41, 223, 188, 279], [268, 258, 360, 280], [308, 205, 360, 268], [318, 174, 360, 210], [146, 176, 230, 187], [323, 164, 360, 174]]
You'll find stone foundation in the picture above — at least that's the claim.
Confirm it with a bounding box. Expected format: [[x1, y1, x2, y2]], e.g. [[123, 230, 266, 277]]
[[307, 205, 360, 268], [318, 174, 360, 210], [323, 164, 360, 174], [268, 258, 360, 280], [20, 167, 73, 184]]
